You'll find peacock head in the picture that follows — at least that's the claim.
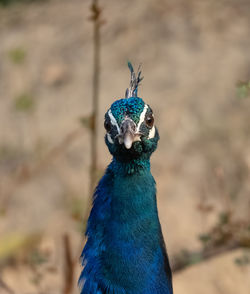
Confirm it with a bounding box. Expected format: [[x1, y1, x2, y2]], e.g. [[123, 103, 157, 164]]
[[104, 63, 159, 161]]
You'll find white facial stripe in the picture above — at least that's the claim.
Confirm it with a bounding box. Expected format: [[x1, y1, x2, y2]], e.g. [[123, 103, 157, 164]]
[[136, 104, 148, 132], [148, 126, 155, 139], [108, 110, 120, 134], [107, 133, 114, 144]]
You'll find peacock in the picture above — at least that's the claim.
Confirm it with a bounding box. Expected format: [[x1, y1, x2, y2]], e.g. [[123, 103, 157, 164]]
[[79, 63, 173, 294]]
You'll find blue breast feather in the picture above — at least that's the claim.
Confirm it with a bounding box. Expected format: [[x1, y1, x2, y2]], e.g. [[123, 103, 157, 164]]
[[79, 159, 173, 294]]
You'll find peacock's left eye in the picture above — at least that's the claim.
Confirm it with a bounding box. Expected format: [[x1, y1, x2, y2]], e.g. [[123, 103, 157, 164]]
[[145, 114, 154, 128], [104, 120, 112, 132]]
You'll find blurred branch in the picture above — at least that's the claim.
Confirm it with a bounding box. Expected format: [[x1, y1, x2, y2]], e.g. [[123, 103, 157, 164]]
[[172, 213, 250, 272], [79, 0, 104, 229], [63, 234, 74, 294], [89, 0, 103, 196], [172, 241, 240, 272]]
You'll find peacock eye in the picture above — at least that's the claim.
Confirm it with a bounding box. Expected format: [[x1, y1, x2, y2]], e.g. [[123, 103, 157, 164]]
[[104, 120, 112, 132], [145, 114, 154, 128]]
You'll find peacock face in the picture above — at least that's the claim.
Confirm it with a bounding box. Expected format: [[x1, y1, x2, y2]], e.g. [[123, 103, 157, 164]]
[[104, 97, 159, 160]]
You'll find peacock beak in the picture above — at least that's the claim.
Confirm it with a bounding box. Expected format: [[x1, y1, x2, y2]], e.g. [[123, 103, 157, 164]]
[[124, 133, 133, 149], [118, 118, 141, 149]]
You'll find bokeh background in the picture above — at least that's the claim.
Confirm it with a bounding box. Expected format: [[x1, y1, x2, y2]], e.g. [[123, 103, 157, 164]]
[[0, 0, 250, 293]]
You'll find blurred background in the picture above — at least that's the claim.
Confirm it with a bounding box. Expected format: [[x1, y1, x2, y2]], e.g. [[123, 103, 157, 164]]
[[0, 0, 250, 293]]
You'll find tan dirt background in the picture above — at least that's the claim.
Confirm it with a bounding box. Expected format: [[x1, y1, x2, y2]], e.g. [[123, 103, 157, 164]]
[[0, 0, 250, 293]]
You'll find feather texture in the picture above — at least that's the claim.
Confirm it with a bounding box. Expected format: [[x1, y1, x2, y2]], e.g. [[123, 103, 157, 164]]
[[125, 62, 144, 98], [80, 159, 172, 294], [79, 63, 173, 294]]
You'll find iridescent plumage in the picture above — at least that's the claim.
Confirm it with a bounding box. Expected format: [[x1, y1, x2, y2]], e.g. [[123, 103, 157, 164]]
[[79, 63, 173, 294]]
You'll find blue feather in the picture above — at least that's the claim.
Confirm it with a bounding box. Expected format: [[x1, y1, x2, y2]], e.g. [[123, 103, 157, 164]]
[[79, 63, 173, 294]]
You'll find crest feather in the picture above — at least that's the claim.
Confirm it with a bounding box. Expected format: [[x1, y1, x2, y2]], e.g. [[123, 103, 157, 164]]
[[125, 62, 144, 98]]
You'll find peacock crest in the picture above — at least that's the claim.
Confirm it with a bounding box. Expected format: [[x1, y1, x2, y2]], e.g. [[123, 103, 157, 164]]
[[125, 62, 144, 98]]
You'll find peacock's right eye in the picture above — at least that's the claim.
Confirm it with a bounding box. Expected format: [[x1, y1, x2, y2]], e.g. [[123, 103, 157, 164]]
[[145, 113, 154, 128], [104, 120, 112, 132]]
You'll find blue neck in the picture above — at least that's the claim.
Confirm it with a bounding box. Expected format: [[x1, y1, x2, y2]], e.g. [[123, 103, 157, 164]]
[[80, 156, 172, 294], [110, 157, 151, 175]]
